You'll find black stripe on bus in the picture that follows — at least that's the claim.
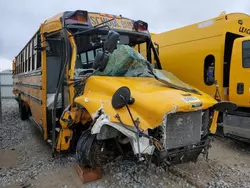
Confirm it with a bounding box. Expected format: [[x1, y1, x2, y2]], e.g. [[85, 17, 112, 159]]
[[15, 83, 42, 90], [13, 69, 42, 78], [20, 91, 42, 104]]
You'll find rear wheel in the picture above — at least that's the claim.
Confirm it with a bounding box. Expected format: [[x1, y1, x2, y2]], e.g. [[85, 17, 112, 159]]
[[19, 101, 28, 120]]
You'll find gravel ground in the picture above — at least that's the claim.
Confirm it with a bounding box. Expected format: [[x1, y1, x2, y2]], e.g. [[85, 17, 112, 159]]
[[0, 99, 250, 188]]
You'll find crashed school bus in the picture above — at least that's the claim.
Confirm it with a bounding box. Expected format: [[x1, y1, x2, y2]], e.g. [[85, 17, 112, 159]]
[[12, 10, 220, 168], [152, 12, 250, 141]]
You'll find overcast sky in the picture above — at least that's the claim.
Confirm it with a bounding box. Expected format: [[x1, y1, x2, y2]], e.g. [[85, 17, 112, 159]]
[[0, 0, 250, 71]]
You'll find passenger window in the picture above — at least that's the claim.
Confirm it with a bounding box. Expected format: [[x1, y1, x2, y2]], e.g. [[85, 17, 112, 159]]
[[204, 55, 215, 86], [81, 53, 87, 64], [87, 51, 94, 61], [95, 48, 102, 53], [242, 40, 250, 68]]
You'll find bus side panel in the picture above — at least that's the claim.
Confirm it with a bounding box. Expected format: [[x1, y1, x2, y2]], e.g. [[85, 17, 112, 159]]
[[29, 100, 43, 125], [13, 74, 43, 127], [41, 33, 48, 140], [153, 34, 225, 100]]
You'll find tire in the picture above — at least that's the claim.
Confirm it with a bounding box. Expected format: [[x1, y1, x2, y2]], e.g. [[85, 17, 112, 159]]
[[19, 101, 28, 120], [76, 130, 119, 168], [76, 130, 96, 167]]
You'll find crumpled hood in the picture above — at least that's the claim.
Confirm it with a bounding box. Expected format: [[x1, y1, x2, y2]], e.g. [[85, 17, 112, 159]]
[[75, 76, 217, 130]]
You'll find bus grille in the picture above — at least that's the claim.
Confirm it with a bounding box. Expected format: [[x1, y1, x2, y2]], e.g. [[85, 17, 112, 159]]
[[165, 111, 202, 149]]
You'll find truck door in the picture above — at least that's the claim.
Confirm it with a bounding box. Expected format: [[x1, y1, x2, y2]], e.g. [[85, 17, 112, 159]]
[[229, 37, 250, 108]]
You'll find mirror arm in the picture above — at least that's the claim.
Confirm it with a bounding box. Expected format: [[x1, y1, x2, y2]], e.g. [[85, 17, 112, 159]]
[[150, 40, 162, 69]]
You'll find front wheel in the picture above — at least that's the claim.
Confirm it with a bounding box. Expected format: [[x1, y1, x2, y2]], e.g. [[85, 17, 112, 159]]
[[76, 130, 121, 168]]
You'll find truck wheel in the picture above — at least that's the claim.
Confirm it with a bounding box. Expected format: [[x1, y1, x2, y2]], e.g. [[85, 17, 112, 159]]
[[19, 101, 28, 120]]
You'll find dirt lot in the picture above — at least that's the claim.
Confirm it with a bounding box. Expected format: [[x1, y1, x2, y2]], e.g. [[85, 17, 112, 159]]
[[1, 100, 250, 188]]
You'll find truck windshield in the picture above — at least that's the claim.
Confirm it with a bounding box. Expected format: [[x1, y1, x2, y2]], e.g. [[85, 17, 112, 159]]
[[95, 44, 194, 91]]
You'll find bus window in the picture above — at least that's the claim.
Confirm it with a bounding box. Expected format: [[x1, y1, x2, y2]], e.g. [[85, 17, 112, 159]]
[[79, 50, 95, 68], [119, 35, 130, 45], [95, 48, 102, 54], [134, 42, 147, 59], [204, 55, 215, 86], [80, 53, 87, 64], [242, 40, 250, 68], [37, 35, 42, 69], [87, 51, 94, 61], [75, 50, 96, 77], [28, 57, 31, 72], [29, 43, 33, 71]]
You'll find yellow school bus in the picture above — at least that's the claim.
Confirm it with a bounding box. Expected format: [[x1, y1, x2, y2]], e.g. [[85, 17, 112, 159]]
[[13, 10, 220, 168], [152, 12, 250, 140]]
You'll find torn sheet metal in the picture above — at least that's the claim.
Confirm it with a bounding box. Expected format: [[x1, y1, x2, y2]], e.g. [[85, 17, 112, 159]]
[[161, 106, 178, 149], [91, 114, 155, 155]]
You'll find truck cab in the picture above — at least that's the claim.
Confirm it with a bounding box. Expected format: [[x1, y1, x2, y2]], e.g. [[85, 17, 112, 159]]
[[224, 36, 250, 139], [150, 12, 250, 141]]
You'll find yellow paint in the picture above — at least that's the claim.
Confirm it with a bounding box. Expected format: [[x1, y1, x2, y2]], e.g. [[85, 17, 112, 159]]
[[56, 128, 72, 151], [152, 12, 250, 107], [74, 76, 217, 131], [12, 59, 16, 74], [41, 13, 63, 34], [40, 12, 135, 34], [68, 33, 77, 105], [209, 110, 219, 134], [40, 33, 48, 140], [60, 111, 72, 129]]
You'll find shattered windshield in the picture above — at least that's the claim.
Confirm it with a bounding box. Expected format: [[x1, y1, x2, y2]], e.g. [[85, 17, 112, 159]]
[[95, 45, 153, 77], [94, 45, 194, 91]]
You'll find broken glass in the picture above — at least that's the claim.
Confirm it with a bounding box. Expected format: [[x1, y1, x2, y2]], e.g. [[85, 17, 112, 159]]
[[95, 45, 153, 77], [94, 45, 195, 91]]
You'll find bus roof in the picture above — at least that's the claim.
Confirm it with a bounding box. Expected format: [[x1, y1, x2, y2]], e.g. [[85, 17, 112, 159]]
[[41, 10, 149, 34], [15, 10, 149, 59]]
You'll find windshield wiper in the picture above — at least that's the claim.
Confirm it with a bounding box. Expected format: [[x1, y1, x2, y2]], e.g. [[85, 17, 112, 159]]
[[146, 63, 201, 95]]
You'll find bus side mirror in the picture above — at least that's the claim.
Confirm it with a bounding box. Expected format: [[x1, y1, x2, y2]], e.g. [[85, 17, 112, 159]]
[[112, 86, 135, 109], [104, 30, 119, 53]]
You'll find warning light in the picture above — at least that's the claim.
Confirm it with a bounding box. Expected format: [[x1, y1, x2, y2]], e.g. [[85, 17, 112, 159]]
[[134, 20, 148, 33], [65, 10, 88, 25]]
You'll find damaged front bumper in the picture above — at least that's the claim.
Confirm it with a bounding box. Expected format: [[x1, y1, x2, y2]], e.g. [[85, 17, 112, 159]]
[[91, 114, 155, 156], [91, 109, 212, 165], [155, 136, 211, 165]]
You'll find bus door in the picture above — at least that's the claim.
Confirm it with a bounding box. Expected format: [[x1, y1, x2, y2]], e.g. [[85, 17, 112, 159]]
[[44, 33, 64, 133], [229, 37, 250, 108]]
